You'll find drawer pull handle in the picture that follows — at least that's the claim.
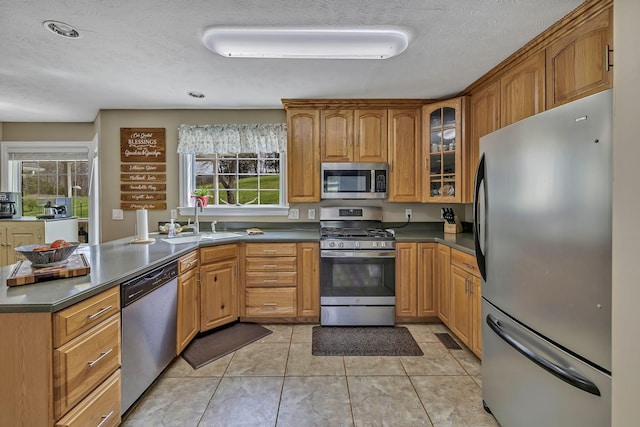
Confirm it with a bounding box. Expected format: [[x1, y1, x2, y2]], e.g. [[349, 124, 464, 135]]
[[187, 259, 198, 267], [463, 262, 476, 270], [263, 303, 277, 306], [88, 305, 113, 320], [262, 250, 277, 253], [263, 264, 278, 269], [97, 410, 114, 427], [263, 279, 278, 283], [88, 348, 113, 367]]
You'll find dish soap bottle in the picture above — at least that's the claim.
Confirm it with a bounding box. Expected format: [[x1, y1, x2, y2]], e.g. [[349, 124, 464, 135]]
[[168, 218, 177, 238]]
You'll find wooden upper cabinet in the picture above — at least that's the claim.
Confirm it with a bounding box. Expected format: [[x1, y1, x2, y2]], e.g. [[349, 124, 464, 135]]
[[354, 109, 388, 162], [422, 98, 466, 203], [321, 110, 353, 162], [467, 81, 500, 202], [320, 109, 387, 162], [500, 51, 546, 127], [388, 108, 421, 202], [546, 6, 612, 109], [287, 109, 320, 202]]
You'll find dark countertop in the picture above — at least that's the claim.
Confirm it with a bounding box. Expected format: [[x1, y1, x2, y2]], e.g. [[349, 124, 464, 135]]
[[0, 223, 474, 313]]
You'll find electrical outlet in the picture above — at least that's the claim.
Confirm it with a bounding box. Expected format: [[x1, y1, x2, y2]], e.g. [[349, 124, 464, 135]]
[[405, 209, 412, 219], [288, 208, 299, 220], [170, 209, 177, 219], [112, 208, 124, 220], [308, 208, 316, 220]]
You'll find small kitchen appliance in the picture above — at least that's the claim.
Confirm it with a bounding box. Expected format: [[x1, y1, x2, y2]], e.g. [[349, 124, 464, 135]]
[[321, 162, 388, 200], [36, 197, 72, 219], [319, 206, 395, 326], [0, 192, 22, 218]]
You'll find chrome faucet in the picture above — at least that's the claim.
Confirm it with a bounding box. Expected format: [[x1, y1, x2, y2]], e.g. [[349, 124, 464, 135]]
[[186, 197, 204, 234]]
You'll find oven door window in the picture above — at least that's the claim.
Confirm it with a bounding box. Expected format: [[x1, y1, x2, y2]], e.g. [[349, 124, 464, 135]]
[[321, 256, 395, 297]]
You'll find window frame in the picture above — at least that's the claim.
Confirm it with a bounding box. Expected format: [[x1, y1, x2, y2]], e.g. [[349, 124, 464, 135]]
[[178, 152, 289, 217]]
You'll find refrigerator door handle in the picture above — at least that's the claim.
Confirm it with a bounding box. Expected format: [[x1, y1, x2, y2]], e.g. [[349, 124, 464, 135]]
[[473, 153, 487, 281], [486, 314, 601, 396]]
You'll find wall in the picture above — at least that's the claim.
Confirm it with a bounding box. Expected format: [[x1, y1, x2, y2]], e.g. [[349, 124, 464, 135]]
[[97, 109, 286, 241], [611, 0, 640, 424], [2, 122, 95, 141]]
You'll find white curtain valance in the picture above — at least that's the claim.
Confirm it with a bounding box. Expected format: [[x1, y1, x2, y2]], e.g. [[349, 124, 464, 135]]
[[177, 123, 287, 154]]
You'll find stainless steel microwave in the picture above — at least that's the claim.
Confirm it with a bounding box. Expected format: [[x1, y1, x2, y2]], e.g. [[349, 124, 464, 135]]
[[321, 162, 388, 199]]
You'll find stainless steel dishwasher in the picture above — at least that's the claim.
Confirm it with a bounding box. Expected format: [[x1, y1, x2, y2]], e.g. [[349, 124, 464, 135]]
[[121, 261, 178, 414]]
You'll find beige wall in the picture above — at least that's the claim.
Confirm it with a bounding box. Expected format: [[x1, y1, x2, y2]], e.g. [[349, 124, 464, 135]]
[[611, 0, 639, 425], [96, 109, 286, 241], [2, 122, 95, 141]]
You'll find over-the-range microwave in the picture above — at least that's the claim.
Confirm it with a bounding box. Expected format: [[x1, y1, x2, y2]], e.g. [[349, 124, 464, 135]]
[[321, 162, 388, 200]]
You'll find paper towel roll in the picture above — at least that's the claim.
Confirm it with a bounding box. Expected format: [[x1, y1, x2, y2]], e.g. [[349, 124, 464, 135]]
[[136, 209, 149, 240]]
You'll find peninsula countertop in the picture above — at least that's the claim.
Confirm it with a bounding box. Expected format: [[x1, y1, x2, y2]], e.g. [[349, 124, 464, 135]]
[[0, 223, 475, 313]]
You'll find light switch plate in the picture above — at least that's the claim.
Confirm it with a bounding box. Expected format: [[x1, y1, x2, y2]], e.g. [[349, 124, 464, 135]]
[[170, 209, 177, 219], [112, 208, 124, 220], [308, 208, 316, 219], [288, 208, 299, 219]]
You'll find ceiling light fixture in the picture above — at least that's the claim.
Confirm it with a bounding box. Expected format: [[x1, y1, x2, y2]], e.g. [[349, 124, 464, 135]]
[[202, 26, 410, 59], [43, 20, 80, 38]]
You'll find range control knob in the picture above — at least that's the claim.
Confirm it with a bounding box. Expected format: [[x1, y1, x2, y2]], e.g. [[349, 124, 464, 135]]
[[355, 242, 360, 248], [338, 242, 344, 248], [380, 241, 386, 248], [372, 241, 378, 248], [329, 241, 335, 248]]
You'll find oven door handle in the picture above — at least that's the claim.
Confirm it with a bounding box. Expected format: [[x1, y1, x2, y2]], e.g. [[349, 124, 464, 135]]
[[321, 250, 396, 258]]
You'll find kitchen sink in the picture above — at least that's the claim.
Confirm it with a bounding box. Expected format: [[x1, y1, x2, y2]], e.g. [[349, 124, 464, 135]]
[[161, 232, 241, 245]]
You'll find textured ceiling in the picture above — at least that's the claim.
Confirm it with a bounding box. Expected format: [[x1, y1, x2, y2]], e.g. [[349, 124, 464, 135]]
[[0, 0, 582, 122]]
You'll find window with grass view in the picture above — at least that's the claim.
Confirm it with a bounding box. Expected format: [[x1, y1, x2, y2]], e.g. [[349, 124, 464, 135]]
[[194, 153, 282, 206], [19, 160, 90, 218]]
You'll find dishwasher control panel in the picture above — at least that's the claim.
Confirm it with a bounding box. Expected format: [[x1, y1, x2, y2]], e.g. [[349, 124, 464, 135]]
[[121, 261, 178, 307]]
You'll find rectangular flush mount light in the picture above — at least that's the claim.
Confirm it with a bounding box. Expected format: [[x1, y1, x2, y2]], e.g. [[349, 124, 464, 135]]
[[202, 26, 410, 59]]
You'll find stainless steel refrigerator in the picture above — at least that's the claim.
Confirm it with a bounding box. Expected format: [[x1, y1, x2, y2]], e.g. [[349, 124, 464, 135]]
[[473, 89, 612, 426]]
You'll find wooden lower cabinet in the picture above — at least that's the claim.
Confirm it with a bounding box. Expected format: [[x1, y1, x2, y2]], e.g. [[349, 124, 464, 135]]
[[0, 221, 45, 266], [395, 242, 437, 320], [449, 249, 482, 358], [201, 259, 238, 331], [55, 369, 121, 427], [435, 244, 451, 325], [199, 244, 239, 332], [0, 287, 122, 426], [177, 251, 200, 354], [297, 242, 320, 318]]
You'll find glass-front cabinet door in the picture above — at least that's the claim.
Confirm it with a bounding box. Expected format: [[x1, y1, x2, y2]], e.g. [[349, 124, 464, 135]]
[[422, 97, 465, 203]]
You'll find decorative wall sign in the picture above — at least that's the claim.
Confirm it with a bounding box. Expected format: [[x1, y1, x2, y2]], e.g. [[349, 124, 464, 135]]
[[121, 183, 167, 192], [120, 163, 166, 173], [121, 173, 167, 182], [121, 202, 167, 210], [120, 127, 167, 210], [121, 193, 166, 201], [120, 128, 166, 163]]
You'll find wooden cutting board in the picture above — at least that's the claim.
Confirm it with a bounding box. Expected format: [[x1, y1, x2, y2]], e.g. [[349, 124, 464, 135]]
[[7, 254, 91, 287]]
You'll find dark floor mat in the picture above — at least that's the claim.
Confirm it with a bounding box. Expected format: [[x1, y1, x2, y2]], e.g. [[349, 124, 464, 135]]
[[435, 332, 462, 349], [182, 323, 272, 369], [312, 326, 423, 356]]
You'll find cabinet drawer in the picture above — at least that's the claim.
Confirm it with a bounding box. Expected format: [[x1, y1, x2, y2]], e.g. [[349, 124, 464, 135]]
[[54, 314, 121, 419], [245, 243, 297, 257], [200, 244, 237, 265], [451, 249, 480, 277], [245, 288, 297, 317], [245, 257, 297, 272], [54, 287, 120, 348], [178, 250, 199, 274], [246, 271, 297, 288], [55, 369, 121, 427]]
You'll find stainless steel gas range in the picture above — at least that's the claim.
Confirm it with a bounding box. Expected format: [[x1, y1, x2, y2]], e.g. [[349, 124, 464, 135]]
[[319, 206, 395, 326]]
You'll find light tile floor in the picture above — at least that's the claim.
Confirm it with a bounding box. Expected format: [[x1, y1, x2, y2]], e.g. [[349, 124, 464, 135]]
[[122, 323, 499, 427]]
